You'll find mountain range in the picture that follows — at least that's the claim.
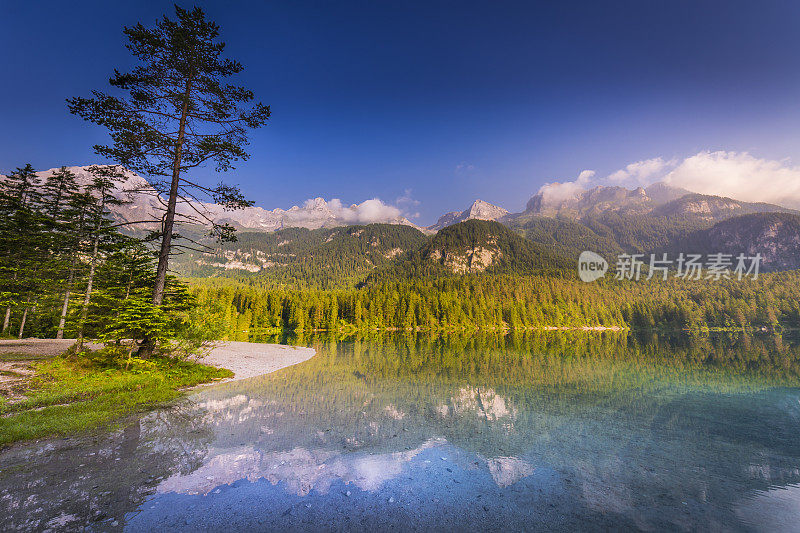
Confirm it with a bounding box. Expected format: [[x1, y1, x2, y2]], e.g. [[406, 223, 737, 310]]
[[17, 165, 800, 281], [27, 165, 797, 235], [26, 166, 419, 233]]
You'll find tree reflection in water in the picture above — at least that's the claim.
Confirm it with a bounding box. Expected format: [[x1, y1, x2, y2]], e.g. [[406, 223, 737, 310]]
[[0, 401, 215, 531], [2, 331, 800, 531]]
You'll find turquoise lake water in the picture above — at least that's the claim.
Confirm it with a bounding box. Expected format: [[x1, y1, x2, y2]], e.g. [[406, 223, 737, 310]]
[[2, 332, 800, 531]]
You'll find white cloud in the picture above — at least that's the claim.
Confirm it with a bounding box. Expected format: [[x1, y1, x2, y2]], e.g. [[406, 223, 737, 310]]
[[537, 169, 594, 203], [350, 198, 403, 223], [276, 197, 405, 226], [662, 151, 800, 208], [396, 188, 420, 207], [326, 198, 403, 223], [395, 189, 422, 219], [535, 151, 800, 209], [607, 157, 675, 186]]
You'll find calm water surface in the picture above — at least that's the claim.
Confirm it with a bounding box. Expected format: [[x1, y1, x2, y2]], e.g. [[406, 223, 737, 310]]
[[2, 332, 800, 531]]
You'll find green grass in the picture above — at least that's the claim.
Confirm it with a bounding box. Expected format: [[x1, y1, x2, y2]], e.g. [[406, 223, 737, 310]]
[[0, 351, 232, 446]]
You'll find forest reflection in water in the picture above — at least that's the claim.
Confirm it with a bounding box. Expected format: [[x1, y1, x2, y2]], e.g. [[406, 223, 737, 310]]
[[2, 330, 800, 531]]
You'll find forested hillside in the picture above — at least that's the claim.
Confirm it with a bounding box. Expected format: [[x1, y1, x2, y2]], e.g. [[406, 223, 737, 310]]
[[0, 165, 194, 342], [174, 223, 428, 288], [579, 212, 707, 253], [366, 220, 571, 282], [504, 216, 624, 260]]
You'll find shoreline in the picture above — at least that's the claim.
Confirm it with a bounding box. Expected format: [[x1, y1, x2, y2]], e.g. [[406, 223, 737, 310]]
[[197, 341, 316, 382], [0, 340, 314, 447], [0, 339, 316, 402]]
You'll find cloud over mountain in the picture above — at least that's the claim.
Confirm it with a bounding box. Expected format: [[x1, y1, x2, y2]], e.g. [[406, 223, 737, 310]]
[[537, 170, 596, 204], [662, 151, 800, 209], [323, 198, 404, 224], [537, 151, 800, 209], [17, 166, 417, 232], [607, 157, 675, 186]]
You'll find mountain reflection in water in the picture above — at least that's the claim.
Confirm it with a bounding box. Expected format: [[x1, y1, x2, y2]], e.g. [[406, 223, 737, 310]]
[[2, 331, 800, 531]]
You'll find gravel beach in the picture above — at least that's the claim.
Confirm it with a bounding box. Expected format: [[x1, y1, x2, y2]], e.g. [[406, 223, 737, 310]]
[[198, 341, 316, 381], [0, 338, 315, 385]]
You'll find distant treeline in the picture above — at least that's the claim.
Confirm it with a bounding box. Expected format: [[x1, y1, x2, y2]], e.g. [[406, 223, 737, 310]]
[[190, 271, 800, 339]]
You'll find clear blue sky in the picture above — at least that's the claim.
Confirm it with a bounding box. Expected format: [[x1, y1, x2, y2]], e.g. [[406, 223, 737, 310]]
[[2, 0, 800, 224]]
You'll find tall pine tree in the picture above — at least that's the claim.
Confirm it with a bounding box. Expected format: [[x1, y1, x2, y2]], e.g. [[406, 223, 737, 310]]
[[68, 6, 269, 353]]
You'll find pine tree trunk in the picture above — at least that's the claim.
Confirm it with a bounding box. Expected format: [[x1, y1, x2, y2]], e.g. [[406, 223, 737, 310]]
[[17, 306, 28, 339], [56, 290, 71, 340], [140, 78, 193, 358], [56, 259, 77, 339], [76, 231, 101, 352], [152, 78, 193, 308], [3, 271, 18, 333]]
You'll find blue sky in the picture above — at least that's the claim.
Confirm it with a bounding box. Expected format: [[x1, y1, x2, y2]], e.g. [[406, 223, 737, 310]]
[[3, 0, 800, 223]]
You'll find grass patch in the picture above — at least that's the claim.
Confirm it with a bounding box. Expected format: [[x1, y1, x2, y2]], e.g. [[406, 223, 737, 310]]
[[0, 349, 232, 446]]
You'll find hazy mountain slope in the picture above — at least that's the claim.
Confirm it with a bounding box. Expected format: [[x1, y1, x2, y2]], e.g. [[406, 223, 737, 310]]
[[28, 165, 163, 230], [525, 185, 655, 218], [21, 166, 420, 233], [652, 193, 796, 221], [514, 181, 799, 256], [664, 213, 800, 272], [644, 182, 694, 205], [523, 182, 794, 225], [176, 223, 428, 288]]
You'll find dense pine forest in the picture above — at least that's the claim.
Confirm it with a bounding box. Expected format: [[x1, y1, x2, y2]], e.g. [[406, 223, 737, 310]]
[[0, 165, 196, 345], [189, 271, 800, 340], [174, 217, 800, 338]]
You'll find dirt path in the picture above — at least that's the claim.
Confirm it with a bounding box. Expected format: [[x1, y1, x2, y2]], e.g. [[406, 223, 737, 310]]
[[0, 339, 100, 402], [0, 338, 102, 357]]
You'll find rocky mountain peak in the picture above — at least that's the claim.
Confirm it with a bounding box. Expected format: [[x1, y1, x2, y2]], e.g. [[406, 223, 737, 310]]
[[466, 199, 510, 220], [427, 199, 509, 232], [524, 184, 653, 218], [306, 197, 329, 210]]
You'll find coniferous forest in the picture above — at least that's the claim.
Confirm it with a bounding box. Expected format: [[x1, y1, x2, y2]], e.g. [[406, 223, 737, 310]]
[[189, 272, 800, 340], [0, 164, 195, 346]]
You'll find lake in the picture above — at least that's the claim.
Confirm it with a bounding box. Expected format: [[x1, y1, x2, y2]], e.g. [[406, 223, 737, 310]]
[[2, 331, 800, 531]]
